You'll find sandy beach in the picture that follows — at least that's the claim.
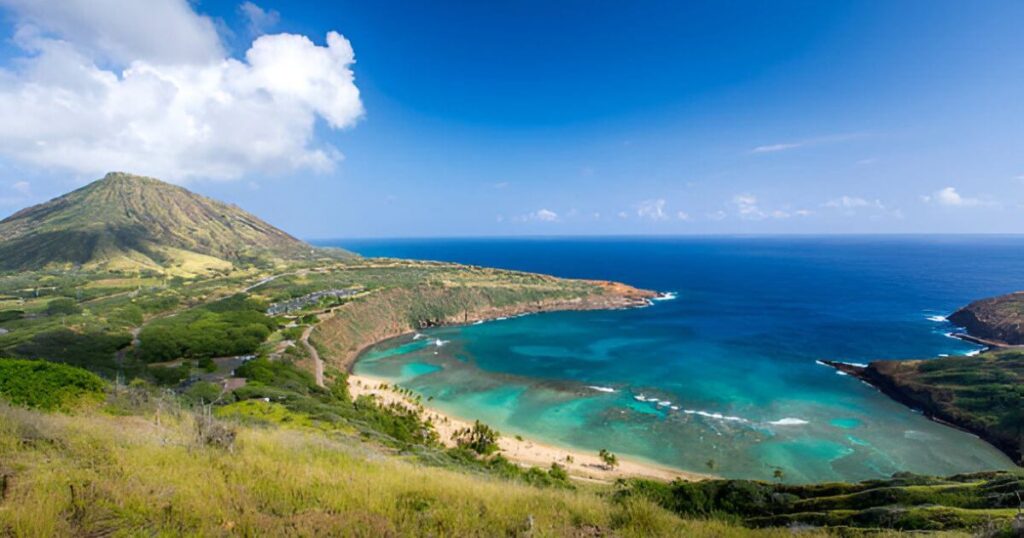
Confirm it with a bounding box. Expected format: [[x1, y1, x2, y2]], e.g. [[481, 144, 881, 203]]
[[348, 373, 710, 483]]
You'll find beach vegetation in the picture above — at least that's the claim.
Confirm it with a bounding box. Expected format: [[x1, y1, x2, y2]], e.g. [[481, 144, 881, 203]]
[[600, 448, 620, 470], [452, 419, 500, 455]]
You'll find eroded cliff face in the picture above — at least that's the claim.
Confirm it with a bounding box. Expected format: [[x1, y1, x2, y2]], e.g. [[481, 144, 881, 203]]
[[948, 292, 1024, 346], [310, 281, 657, 372]]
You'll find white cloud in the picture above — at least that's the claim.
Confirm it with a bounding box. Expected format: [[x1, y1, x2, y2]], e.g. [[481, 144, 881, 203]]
[[535, 209, 558, 221], [921, 187, 982, 207], [0, 0, 223, 65], [731, 193, 809, 220], [11, 180, 31, 196], [750, 133, 866, 154], [732, 193, 762, 218], [825, 196, 869, 209], [635, 199, 668, 220], [706, 210, 727, 221], [0, 0, 364, 182], [751, 142, 802, 154], [824, 195, 886, 210], [676, 211, 691, 221], [513, 208, 558, 222], [0, 180, 31, 205], [617, 211, 629, 219], [240, 2, 280, 36]]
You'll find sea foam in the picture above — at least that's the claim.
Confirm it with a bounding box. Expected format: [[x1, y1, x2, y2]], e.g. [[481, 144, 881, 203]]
[[587, 385, 617, 393], [683, 409, 748, 423], [926, 314, 947, 322], [769, 417, 809, 426], [653, 291, 678, 302]]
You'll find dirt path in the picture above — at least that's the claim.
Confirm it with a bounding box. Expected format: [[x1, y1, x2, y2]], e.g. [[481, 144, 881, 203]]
[[301, 323, 324, 387]]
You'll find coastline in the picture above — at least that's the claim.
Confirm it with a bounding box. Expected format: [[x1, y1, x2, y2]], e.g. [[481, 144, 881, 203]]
[[820, 359, 1021, 464], [348, 372, 710, 483], [314, 279, 660, 373]]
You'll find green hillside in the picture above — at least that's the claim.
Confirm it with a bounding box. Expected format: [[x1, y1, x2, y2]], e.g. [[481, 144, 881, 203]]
[[0, 172, 331, 274]]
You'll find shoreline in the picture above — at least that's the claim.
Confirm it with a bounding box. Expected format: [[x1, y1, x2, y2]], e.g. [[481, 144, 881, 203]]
[[348, 372, 710, 483], [314, 280, 661, 374]]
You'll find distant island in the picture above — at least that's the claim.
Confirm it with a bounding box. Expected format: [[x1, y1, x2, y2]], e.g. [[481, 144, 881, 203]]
[[823, 294, 1024, 465]]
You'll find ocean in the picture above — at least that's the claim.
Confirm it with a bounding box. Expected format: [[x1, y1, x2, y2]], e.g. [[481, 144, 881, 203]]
[[315, 236, 1020, 482]]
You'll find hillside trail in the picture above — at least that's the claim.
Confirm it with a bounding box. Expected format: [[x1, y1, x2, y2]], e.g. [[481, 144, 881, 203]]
[[301, 321, 325, 387]]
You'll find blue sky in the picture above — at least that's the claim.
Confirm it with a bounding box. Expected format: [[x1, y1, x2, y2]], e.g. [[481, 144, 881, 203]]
[[0, 1, 1021, 237]]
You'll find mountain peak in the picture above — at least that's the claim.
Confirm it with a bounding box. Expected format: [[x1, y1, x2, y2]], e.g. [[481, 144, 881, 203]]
[[0, 172, 326, 274]]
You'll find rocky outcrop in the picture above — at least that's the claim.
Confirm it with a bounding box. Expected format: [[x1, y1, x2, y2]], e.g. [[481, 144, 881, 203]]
[[947, 292, 1024, 346]]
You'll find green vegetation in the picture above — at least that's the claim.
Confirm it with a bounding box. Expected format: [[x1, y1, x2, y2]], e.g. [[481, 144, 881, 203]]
[[137, 294, 275, 362], [0, 359, 105, 410], [0, 402, 795, 537], [600, 448, 620, 470], [44, 297, 81, 316], [619, 471, 1024, 533], [0, 173, 1018, 535], [452, 420, 500, 455]]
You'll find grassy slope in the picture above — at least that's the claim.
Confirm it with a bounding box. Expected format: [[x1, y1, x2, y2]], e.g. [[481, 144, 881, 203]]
[[0, 172, 331, 274], [621, 471, 1024, 533], [0, 404, 804, 537]]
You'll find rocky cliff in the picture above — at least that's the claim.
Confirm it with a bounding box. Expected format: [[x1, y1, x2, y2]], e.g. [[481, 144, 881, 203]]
[[947, 292, 1024, 346]]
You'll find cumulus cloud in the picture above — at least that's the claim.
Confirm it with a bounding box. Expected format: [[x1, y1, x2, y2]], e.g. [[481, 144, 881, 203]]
[[0, 0, 363, 182], [635, 199, 668, 220], [731, 193, 810, 220], [732, 194, 762, 218], [921, 187, 982, 207], [512, 208, 558, 222], [676, 211, 691, 221]]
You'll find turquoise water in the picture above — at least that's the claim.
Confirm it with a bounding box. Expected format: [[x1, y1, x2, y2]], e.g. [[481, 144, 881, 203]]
[[328, 237, 1020, 482]]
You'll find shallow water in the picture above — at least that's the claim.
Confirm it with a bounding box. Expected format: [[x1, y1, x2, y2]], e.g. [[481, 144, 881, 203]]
[[322, 236, 1021, 482]]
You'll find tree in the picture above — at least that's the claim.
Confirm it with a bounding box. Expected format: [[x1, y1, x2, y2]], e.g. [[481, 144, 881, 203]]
[[46, 297, 81, 316], [706, 459, 717, 471], [598, 448, 619, 470], [452, 420, 500, 455], [773, 468, 785, 482]]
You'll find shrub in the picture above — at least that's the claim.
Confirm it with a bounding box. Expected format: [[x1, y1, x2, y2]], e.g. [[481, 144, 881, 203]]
[[194, 405, 236, 450], [0, 359, 105, 410], [13, 329, 131, 375], [149, 364, 191, 386], [45, 297, 81, 316], [0, 310, 24, 323]]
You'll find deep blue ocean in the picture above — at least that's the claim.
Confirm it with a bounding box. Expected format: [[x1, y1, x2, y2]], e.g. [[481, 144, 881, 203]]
[[316, 236, 1021, 482]]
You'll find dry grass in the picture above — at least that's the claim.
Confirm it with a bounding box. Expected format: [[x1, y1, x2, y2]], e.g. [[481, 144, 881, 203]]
[[0, 404, 835, 537]]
